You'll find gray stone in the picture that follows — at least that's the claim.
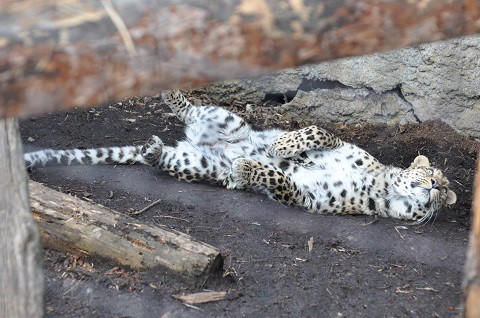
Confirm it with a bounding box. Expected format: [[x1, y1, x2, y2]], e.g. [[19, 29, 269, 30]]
[[280, 87, 418, 125], [296, 35, 480, 137], [207, 34, 480, 138]]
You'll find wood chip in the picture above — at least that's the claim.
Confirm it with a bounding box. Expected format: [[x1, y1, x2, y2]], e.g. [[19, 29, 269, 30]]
[[307, 236, 314, 252], [172, 290, 241, 305]]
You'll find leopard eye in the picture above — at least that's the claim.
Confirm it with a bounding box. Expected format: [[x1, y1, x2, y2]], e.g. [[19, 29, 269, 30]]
[[425, 168, 434, 175]]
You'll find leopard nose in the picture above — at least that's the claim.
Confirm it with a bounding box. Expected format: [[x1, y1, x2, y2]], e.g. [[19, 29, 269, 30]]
[[431, 178, 439, 189]]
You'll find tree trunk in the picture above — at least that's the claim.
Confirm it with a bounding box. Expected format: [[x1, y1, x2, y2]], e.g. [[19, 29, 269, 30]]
[[29, 181, 223, 286], [463, 146, 480, 317], [0, 118, 44, 317]]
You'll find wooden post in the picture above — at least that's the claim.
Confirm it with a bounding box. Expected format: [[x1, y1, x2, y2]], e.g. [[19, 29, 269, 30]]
[[463, 146, 480, 317], [0, 118, 44, 317]]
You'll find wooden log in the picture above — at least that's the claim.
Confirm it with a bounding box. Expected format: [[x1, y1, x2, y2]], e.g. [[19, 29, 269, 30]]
[[28, 180, 223, 286], [463, 146, 480, 317], [1, 0, 479, 118], [0, 119, 44, 318]]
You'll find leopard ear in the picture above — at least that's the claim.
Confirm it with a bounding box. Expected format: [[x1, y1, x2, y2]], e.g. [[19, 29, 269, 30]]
[[446, 190, 457, 205], [410, 155, 430, 168]]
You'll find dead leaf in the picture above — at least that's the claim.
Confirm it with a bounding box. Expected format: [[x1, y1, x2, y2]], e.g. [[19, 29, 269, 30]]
[[172, 290, 240, 305]]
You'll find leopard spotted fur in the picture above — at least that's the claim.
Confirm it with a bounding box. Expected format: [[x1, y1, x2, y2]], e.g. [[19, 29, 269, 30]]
[[24, 90, 457, 222]]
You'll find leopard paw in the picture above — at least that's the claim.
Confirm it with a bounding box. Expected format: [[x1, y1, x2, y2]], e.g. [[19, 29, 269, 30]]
[[231, 158, 253, 188], [142, 135, 163, 166], [268, 138, 298, 158]]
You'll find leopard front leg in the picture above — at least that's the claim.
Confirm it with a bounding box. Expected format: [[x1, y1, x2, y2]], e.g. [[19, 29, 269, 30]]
[[231, 158, 309, 208], [142, 135, 226, 184], [141, 135, 164, 167], [269, 125, 344, 158]]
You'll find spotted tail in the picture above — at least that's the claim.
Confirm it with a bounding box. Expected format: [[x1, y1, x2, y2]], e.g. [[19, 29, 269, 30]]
[[24, 146, 147, 169]]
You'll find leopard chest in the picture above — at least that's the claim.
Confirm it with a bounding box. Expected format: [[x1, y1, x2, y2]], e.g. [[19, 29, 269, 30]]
[[286, 152, 389, 216]]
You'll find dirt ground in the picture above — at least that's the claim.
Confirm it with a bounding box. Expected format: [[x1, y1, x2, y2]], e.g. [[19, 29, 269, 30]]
[[21, 87, 478, 318]]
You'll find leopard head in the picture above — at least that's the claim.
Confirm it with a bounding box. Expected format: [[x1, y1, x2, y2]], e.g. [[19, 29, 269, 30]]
[[388, 155, 456, 223]]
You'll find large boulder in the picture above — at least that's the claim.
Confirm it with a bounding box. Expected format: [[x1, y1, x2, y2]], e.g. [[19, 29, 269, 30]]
[[207, 35, 480, 138]]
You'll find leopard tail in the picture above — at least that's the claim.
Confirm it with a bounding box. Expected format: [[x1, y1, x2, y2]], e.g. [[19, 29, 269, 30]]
[[24, 146, 147, 169]]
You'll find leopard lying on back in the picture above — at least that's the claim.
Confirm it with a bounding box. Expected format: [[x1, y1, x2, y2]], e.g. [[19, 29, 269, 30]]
[[24, 90, 457, 223]]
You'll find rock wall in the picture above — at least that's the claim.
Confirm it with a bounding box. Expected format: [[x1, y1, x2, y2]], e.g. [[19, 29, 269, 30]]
[[206, 35, 480, 139]]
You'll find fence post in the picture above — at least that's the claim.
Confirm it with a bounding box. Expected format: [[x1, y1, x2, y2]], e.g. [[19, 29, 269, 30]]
[[463, 147, 480, 317], [0, 118, 44, 317]]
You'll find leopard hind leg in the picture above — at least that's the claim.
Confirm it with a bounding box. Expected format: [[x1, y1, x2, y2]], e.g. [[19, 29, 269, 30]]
[[231, 158, 311, 208], [161, 90, 250, 144], [161, 90, 231, 125], [161, 90, 195, 123]]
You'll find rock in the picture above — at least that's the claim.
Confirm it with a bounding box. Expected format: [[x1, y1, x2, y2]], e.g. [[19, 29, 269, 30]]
[[281, 87, 418, 125], [207, 35, 480, 138]]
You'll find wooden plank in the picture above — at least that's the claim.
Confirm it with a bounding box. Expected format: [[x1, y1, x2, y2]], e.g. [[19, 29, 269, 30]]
[[1, 0, 479, 118], [463, 145, 480, 317], [0, 119, 44, 318], [28, 180, 223, 286]]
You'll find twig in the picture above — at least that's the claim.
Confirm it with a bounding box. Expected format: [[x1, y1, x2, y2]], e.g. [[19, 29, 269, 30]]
[[128, 198, 163, 215], [394, 226, 408, 240], [100, 0, 137, 58], [416, 287, 438, 292], [200, 274, 211, 289], [183, 303, 203, 311], [362, 218, 379, 226], [453, 179, 466, 188], [153, 215, 190, 223]]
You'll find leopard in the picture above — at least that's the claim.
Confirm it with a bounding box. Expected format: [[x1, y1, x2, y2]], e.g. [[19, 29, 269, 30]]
[[24, 90, 457, 223]]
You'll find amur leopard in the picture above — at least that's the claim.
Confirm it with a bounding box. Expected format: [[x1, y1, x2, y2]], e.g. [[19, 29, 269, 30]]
[[24, 90, 457, 223]]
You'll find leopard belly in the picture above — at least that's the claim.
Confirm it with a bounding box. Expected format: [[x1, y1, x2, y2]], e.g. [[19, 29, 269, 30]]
[[188, 137, 388, 217]]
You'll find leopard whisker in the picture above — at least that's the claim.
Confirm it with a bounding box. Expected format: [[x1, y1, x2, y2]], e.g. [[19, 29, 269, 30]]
[[431, 209, 440, 225], [409, 210, 434, 226]]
